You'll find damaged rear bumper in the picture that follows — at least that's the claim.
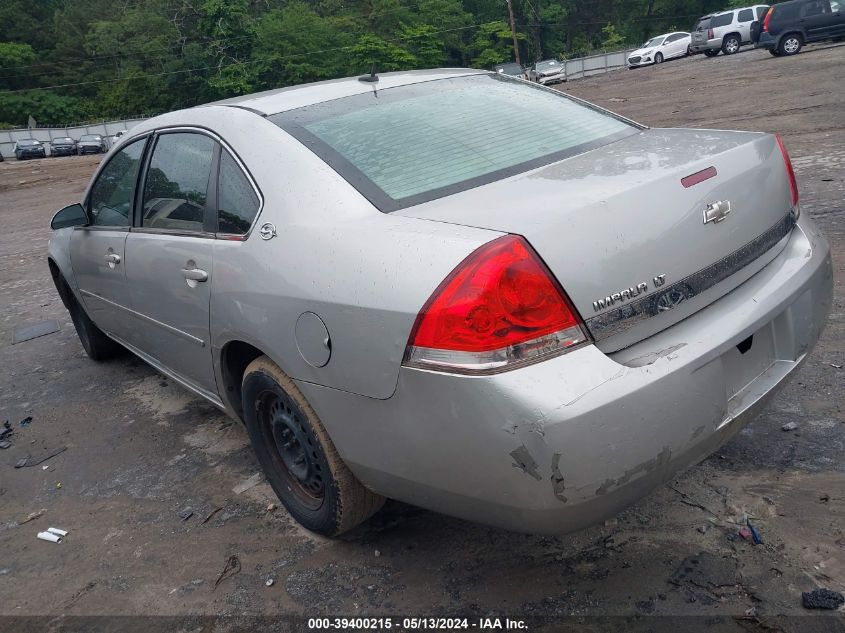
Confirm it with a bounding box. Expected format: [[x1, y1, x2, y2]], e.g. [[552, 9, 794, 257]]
[[297, 214, 833, 534]]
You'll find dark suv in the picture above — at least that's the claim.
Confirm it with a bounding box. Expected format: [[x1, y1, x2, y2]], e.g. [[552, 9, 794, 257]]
[[757, 0, 845, 55]]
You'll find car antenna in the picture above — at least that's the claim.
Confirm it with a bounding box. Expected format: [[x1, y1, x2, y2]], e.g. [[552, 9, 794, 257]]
[[358, 63, 378, 83]]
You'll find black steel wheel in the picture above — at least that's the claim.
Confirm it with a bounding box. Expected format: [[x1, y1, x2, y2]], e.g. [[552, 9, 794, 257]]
[[704, 49, 720, 57], [241, 356, 384, 536]]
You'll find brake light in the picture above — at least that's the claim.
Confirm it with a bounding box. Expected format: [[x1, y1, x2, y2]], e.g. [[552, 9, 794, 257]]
[[763, 7, 773, 32], [403, 235, 588, 374], [707, 28, 714, 39], [775, 134, 799, 210]]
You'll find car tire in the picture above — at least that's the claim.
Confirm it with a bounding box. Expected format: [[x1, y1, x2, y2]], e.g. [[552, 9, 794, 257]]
[[778, 34, 802, 55], [704, 49, 720, 57], [769, 48, 781, 56], [721, 34, 741, 54], [67, 293, 123, 361], [655, 52, 664, 64], [241, 356, 385, 536]]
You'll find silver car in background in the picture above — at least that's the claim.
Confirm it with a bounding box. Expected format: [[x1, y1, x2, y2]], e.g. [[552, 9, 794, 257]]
[[690, 5, 770, 55], [527, 59, 566, 85], [47, 69, 832, 536]]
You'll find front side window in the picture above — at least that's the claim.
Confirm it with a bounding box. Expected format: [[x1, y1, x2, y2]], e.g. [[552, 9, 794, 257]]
[[88, 138, 146, 227], [141, 133, 215, 232], [272, 74, 636, 212], [217, 150, 259, 234]]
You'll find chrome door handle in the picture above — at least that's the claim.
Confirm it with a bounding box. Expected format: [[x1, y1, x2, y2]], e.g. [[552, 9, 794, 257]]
[[180, 267, 208, 282], [104, 252, 121, 265]]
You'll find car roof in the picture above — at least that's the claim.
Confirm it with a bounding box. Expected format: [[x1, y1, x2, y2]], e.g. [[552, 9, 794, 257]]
[[210, 68, 484, 116]]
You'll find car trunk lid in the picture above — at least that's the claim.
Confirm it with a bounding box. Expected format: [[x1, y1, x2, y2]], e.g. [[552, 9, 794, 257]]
[[396, 128, 796, 352]]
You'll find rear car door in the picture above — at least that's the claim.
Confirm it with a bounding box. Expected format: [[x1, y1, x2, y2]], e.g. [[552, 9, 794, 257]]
[[69, 137, 147, 340], [800, 0, 835, 39], [828, 0, 845, 35], [665, 33, 687, 56], [737, 8, 755, 40], [124, 130, 219, 397]]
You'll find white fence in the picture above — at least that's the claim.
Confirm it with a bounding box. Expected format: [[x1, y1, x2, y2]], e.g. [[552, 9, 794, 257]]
[[0, 118, 148, 159], [562, 48, 637, 80]]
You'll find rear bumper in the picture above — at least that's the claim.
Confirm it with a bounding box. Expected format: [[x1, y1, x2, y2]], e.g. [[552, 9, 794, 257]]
[[690, 38, 721, 52], [299, 213, 833, 533], [756, 33, 778, 49], [536, 73, 566, 85]]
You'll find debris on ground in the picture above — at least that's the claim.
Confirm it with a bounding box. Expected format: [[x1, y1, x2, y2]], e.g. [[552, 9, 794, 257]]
[[802, 588, 845, 610], [37, 530, 62, 543], [12, 320, 59, 344], [265, 577, 275, 587], [781, 422, 798, 431], [746, 520, 763, 545], [20, 416, 32, 427], [266, 503, 277, 513], [819, 494, 830, 503], [179, 508, 193, 521], [668, 552, 737, 589], [47, 527, 68, 537], [0, 421, 12, 448], [201, 506, 223, 524], [829, 363, 842, 369], [698, 523, 711, 534], [213, 555, 240, 590], [0, 440, 10, 450], [19, 508, 47, 524], [14, 445, 66, 468], [232, 472, 262, 495], [738, 526, 754, 542], [374, 550, 381, 558]]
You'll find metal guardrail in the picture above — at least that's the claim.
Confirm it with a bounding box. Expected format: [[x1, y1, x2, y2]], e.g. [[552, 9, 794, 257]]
[[562, 49, 637, 80], [0, 118, 147, 159]]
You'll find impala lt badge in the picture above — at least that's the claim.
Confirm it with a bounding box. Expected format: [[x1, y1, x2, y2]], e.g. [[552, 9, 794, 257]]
[[592, 273, 668, 312], [703, 200, 731, 224]]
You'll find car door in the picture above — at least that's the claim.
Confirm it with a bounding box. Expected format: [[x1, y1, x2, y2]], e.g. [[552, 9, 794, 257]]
[[123, 130, 219, 398], [69, 137, 147, 340], [666, 33, 686, 57], [828, 0, 845, 35], [800, 0, 834, 39], [737, 8, 755, 41]]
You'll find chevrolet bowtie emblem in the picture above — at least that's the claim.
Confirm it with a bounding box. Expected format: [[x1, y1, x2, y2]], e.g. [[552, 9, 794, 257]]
[[703, 200, 731, 224]]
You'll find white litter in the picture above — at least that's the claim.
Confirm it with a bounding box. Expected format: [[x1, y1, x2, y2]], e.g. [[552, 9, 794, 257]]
[[47, 527, 68, 537], [37, 531, 62, 543]]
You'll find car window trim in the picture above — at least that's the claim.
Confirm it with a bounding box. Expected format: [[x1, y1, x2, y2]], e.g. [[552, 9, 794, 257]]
[[215, 147, 263, 239], [130, 125, 264, 241], [80, 133, 152, 231]]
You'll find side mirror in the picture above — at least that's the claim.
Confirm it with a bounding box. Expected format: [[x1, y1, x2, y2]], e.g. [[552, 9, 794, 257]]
[[51, 203, 89, 230]]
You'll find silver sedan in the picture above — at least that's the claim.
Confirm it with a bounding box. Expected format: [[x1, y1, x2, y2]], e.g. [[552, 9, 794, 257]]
[[47, 69, 832, 536]]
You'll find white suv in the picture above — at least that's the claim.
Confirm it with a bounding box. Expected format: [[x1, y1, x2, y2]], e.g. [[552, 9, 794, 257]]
[[690, 5, 770, 55]]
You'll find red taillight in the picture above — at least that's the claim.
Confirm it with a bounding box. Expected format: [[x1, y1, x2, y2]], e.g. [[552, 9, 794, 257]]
[[707, 28, 714, 39], [775, 134, 799, 210], [763, 7, 773, 32], [404, 235, 588, 374]]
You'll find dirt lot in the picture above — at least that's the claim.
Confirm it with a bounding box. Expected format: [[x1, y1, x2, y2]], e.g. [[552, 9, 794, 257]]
[[1, 45, 844, 629]]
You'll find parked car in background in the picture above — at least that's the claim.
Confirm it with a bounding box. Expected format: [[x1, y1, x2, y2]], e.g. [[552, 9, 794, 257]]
[[756, 0, 845, 55], [14, 139, 46, 160], [492, 62, 525, 78], [527, 59, 566, 84], [47, 69, 831, 537], [50, 137, 77, 157], [690, 5, 770, 55], [78, 134, 107, 155], [627, 32, 691, 67], [109, 130, 128, 147]]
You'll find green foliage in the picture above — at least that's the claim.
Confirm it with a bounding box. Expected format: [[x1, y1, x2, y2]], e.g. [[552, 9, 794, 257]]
[[0, 0, 732, 125]]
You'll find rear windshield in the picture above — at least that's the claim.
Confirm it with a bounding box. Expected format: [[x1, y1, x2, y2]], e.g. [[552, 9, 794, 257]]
[[54, 137, 73, 143], [81, 134, 101, 140], [711, 12, 733, 27], [694, 17, 711, 29], [271, 74, 637, 212]]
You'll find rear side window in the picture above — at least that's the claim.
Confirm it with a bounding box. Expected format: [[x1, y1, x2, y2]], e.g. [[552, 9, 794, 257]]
[[141, 132, 215, 232], [738, 8, 754, 21], [272, 75, 636, 212], [755, 6, 768, 18], [711, 13, 734, 26], [217, 150, 259, 234], [801, 0, 828, 17], [88, 138, 146, 227]]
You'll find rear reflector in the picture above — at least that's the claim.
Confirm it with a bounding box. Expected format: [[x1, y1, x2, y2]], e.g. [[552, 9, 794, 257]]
[[775, 134, 799, 210], [681, 166, 717, 188], [404, 235, 588, 374]]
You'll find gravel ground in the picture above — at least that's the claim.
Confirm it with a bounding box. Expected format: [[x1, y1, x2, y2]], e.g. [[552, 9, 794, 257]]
[[0, 44, 843, 628]]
